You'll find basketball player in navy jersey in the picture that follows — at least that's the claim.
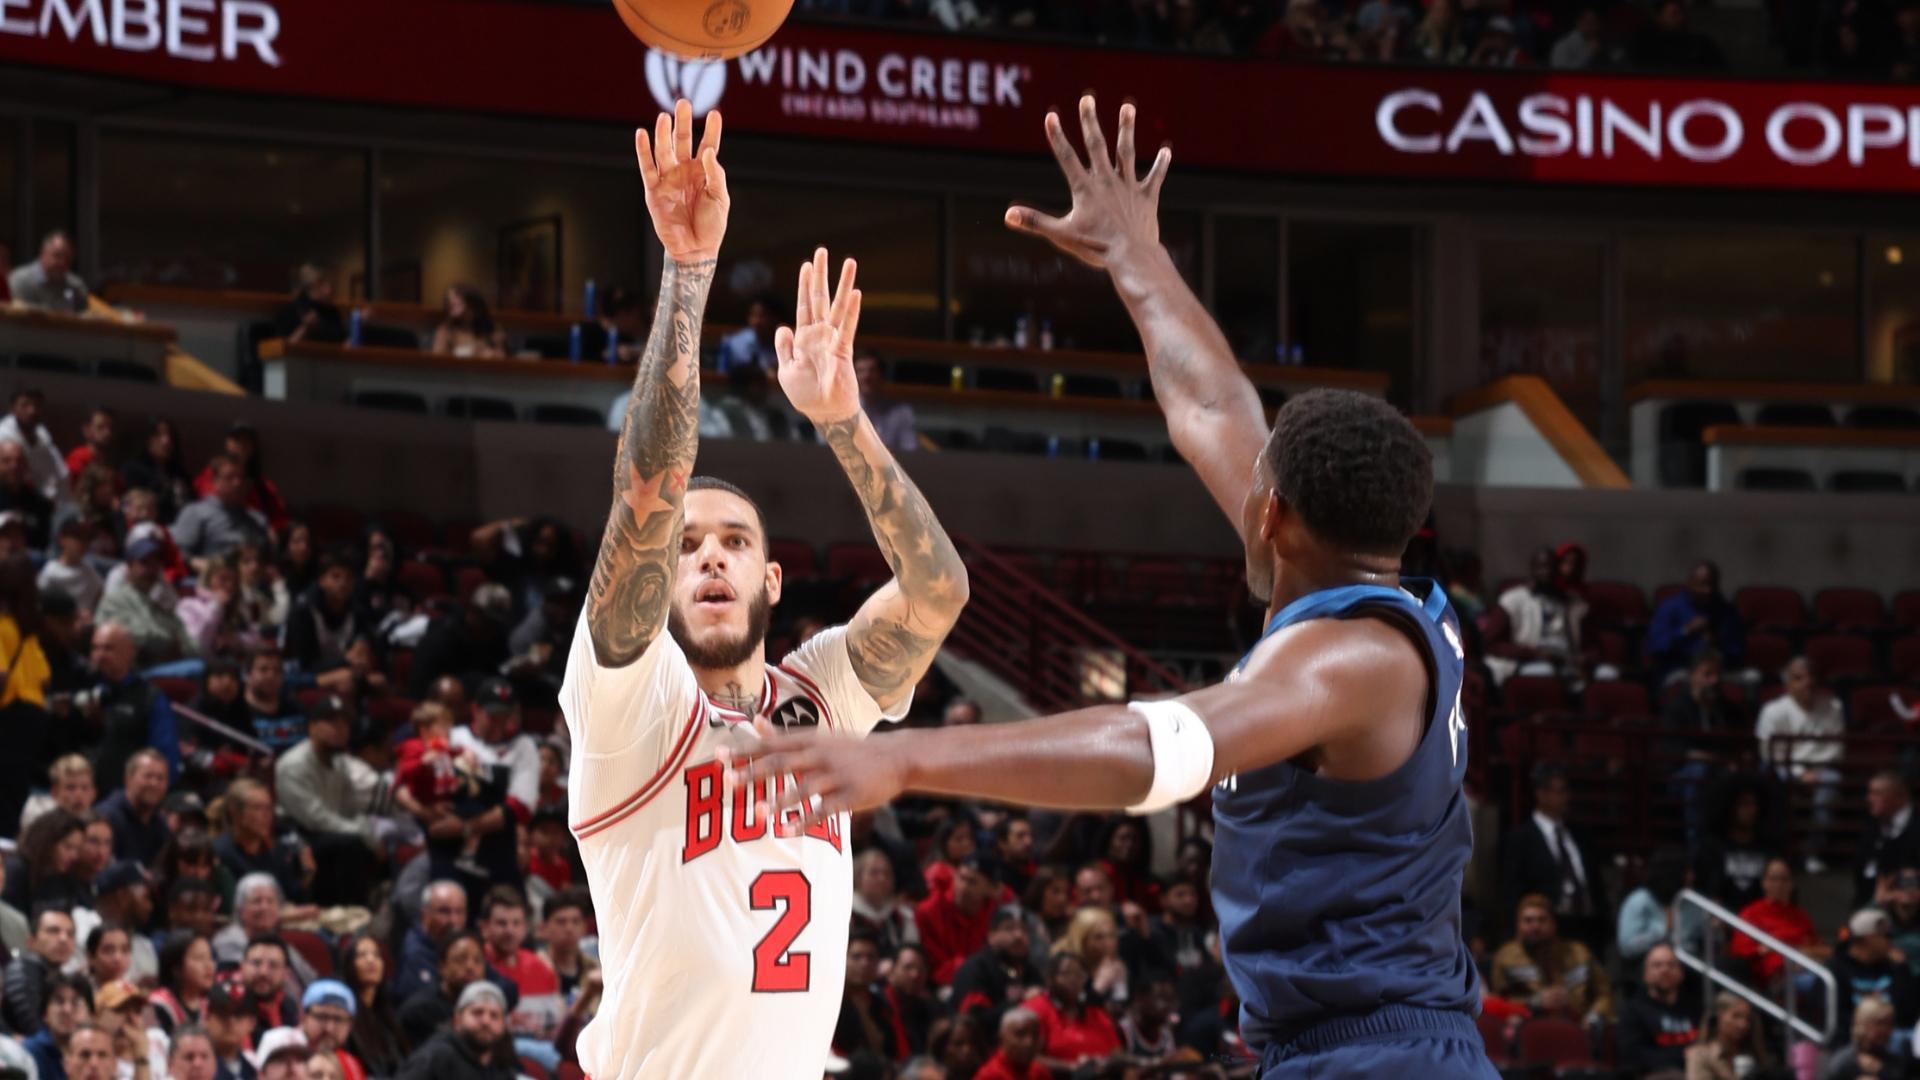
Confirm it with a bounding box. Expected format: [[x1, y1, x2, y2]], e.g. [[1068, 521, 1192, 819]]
[[733, 97, 1497, 1078]]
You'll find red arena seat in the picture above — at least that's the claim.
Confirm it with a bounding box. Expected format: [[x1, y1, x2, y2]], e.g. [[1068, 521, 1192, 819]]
[[1735, 585, 1807, 630], [1815, 587, 1889, 630], [1806, 634, 1877, 680]]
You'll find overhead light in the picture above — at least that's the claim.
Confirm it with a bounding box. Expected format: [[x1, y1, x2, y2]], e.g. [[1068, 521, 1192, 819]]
[[1817, 270, 1835, 287], [1889, 245, 1905, 265]]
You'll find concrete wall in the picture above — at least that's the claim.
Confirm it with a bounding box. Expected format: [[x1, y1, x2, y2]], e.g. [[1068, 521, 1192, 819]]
[[11, 373, 1915, 595]]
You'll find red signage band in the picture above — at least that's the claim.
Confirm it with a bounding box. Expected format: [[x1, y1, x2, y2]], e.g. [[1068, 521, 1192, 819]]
[[6, 0, 1920, 192]]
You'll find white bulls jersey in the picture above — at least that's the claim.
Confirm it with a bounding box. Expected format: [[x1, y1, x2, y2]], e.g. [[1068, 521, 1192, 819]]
[[561, 611, 905, 1079]]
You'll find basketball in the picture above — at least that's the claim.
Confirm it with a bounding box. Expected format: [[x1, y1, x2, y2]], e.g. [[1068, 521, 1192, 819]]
[[611, 0, 794, 60]]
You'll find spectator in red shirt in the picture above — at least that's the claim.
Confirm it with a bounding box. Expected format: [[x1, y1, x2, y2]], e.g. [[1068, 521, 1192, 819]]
[[1022, 952, 1122, 1073], [916, 855, 999, 987], [297, 980, 368, 1080], [194, 423, 288, 535], [64, 408, 116, 486], [923, 817, 978, 900], [1732, 857, 1831, 984], [974, 1007, 1048, 1080], [478, 886, 562, 1069]]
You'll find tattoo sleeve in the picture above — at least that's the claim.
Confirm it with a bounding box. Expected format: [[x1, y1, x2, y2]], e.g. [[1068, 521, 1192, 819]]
[[584, 259, 715, 668], [820, 414, 969, 704]]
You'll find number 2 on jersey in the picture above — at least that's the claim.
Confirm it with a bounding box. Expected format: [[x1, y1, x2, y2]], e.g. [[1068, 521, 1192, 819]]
[[749, 870, 811, 992]]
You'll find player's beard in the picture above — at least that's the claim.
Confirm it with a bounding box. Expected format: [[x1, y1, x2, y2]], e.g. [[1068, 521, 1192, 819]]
[[668, 582, 772, 670]]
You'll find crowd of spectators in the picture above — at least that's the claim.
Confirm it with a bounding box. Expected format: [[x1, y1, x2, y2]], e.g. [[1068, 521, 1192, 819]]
[[791, 0, 1920, 82]]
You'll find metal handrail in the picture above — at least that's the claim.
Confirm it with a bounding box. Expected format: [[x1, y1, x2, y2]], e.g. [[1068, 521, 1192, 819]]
[[1673, 888, 1836, 1047], [173, 701, 273, 758]]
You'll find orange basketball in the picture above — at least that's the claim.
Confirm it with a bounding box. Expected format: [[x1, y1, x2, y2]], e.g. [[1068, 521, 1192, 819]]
[[611, 0, 794, 60]]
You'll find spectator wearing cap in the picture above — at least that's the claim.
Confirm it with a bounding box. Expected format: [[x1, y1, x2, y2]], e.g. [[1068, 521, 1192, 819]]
[[274, 696, 385, 906], [214, 779, 312, 909], [94, 978, 167, 1079], [297, 980, 366, 1080], [95, 540, 198, 668], [204, 981, 258, 1080], [72, 862, 158, 982], [189, 658, 253, 752], [406, 584, 512, 700], [6, 906, 77, 1032], [0, 387, 71, 511], [458, 679, 537, 806], [252, 1026, 307, 1080], [1829, 908, 1920, 1038], [0, 437, 56, 549], [398, 979, 515, 1080], [95, 749, 172, 865], [81, 622, 179, 787], [39, 519, 103, 615], [9, 231, 87, 314], [917, 855, 1002, 988], [22, 971, 93, 1080], [281, 548, 360, 677], [194, 425, 287, 537]]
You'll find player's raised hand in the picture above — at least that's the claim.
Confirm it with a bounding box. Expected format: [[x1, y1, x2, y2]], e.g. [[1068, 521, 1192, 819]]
[[773, 247, 863, 425], [635, 99, 729, 264], [1005, 95, 1171, 271]]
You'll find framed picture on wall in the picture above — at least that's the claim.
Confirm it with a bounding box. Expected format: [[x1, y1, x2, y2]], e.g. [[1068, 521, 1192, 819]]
[[498, 215, 562, 312]]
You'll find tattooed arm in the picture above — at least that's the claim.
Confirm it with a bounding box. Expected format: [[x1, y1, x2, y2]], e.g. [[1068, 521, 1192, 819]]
[[775, 249, 969, 711], [585, 101, 730, 668], [1006, 95, 1267, 529]]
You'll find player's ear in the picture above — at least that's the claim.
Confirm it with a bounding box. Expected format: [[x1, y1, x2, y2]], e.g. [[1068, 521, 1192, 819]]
[[1259, 491, 1285, 546], [764, 552, 783, 607]]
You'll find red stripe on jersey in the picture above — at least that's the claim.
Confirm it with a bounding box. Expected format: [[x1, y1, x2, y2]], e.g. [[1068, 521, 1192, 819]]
[[570, 698, 704, 838], [776, 665, 837, 732]]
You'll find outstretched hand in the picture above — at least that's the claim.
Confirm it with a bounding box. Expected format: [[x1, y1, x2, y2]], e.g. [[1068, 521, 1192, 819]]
[[636, 99, 729, 264], [774, 247, 863, 425], [726, 716, 908, 827], [1005, 94, 1171, 270]]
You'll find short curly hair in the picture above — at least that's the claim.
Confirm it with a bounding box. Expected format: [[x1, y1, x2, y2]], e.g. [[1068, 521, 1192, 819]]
[[1264, 389, 1431, 557]]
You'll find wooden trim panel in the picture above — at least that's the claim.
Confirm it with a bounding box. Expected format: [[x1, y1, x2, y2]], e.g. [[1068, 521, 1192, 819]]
[[1410, 415, 1454, 436], [1449, 375, 1629, 489], [0, 305, 176, 344], [1626, 379, 1920, 405], [1702, 424, 1920, 449]]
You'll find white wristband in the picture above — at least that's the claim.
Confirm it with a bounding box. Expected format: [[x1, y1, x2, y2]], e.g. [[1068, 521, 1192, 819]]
[[1127, 699, 1215, 814]]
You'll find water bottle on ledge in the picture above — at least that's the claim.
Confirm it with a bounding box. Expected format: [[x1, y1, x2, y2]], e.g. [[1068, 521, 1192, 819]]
[[1013, 315, 1030, 349], [584, 279, 598, 320], [568, 324, 583, 363], [1039, 320, 1054, 351], [348, 309, 363, 348], [605, 328, 620, 365]]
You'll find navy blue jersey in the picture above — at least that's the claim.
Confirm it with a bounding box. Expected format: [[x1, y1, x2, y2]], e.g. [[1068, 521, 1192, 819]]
[[1211, 580, 1481, 1049]]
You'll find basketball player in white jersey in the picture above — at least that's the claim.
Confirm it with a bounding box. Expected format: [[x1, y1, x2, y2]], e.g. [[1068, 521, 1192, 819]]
[[561, 100, 970, 1080]]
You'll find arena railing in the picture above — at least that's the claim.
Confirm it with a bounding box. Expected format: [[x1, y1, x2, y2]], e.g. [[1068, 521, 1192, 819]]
[[946, 535, 1189, 716], [1674, 887, 1837, 1048]]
